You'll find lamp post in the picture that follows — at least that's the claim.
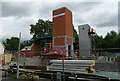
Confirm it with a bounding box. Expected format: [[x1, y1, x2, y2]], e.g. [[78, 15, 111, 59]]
[[17, 33, 21, 79]]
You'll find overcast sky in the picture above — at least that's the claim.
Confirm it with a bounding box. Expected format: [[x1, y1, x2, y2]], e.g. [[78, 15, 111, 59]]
[[0, 0, 119, 40]]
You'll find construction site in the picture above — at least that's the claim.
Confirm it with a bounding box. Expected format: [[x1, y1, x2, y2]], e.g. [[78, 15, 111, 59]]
[[0, 7, 120, 81]]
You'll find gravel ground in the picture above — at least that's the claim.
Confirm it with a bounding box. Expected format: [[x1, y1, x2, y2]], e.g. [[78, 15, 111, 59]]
[[1, 77, 51, 81]]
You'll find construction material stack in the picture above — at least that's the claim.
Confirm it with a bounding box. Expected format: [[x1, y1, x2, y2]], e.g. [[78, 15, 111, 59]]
[[48, 60, 95, 74]]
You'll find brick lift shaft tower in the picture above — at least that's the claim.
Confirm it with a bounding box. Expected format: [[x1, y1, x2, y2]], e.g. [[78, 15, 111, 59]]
[[52, 7, 74, 58]]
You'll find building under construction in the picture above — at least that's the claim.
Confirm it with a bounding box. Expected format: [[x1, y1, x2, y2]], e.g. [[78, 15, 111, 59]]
[[18, 7, 97, 65], [2, 7, 120, 81]]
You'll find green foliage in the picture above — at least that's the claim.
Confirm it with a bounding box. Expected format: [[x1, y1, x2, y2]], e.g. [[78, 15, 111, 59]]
[[73, 26, 79, 43], [3, 37, 19, 52], [30, 19, 52, 41], [94, 31, 120, 48], [3, 37, 32, 52], [94, 35, 103, 48], [73, 26, 79, 49]]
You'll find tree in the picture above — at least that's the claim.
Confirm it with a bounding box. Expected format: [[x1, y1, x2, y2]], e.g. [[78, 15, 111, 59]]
[[3, 37, 19, 52], [104, 31, 117, 48], [94, 35, 104, 48], [73, 26, 79, 50], [30, 19, 52, 41], [94, 30, 120, 48], [115, 33, 120, 48]]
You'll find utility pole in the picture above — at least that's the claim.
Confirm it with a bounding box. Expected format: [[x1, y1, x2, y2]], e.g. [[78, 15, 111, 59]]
[[118, 57, 120, 79], [62, 51, 65, 81], [17, 33, 21, 79]]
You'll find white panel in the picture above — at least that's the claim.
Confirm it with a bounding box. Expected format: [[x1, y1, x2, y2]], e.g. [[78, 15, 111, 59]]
[[53, 13, 65, 18]]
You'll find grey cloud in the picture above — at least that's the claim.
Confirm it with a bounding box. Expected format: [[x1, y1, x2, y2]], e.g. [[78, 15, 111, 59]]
[[2, 17, 34, 39], [2, 2, 33, 17], [0, 2, 2, 17], [46, 2, 101, 14], [37, 2, 102, 21], [37, 3, 54, 19], [91, 7, 117, 27], [61, 2, 102, 12], [94, 15, 117, 27], [1, 2, 118, 39], [74, 2, 117, 28]]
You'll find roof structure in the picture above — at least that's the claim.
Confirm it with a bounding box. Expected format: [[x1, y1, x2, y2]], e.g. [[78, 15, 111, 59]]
[[21, 46, 32, 51]]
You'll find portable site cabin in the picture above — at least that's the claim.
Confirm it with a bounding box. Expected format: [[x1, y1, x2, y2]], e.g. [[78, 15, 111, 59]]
[[0, 42, 5, 64], [0, 42, 4, 54], [0, 43, 12, 64]]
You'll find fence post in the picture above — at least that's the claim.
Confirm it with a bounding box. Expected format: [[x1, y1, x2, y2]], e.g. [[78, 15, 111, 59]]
[[56, 72, 61, 81]]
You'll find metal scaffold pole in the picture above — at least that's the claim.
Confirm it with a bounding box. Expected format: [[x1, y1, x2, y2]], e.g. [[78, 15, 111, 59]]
[[17, 33, 21, 79], [62, 50, 65, 81]]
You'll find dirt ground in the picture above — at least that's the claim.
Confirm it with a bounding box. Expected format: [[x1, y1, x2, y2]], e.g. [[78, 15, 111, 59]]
[[2, 77, 51, 81]]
